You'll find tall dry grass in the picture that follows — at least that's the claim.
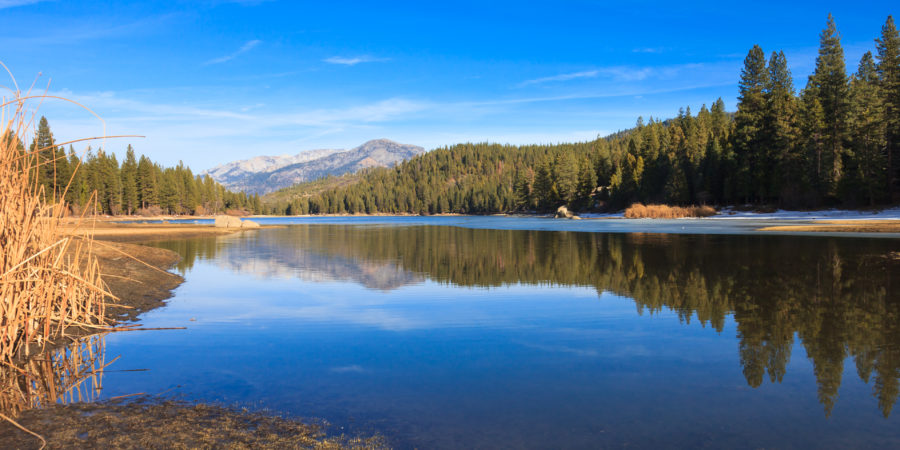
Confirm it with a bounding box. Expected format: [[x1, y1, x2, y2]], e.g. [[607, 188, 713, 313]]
[[624, 203, 717, 219], [1, 83, 111, 365]]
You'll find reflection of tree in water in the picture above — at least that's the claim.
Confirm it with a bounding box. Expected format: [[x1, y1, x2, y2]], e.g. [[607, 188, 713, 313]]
[[300, 226, 899, 417], [149, 237, 227, 275], [164, 225, 900, 417], [0, 335, 106, 418]]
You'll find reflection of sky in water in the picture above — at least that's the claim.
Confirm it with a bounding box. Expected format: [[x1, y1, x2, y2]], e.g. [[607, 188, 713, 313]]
[[99, 225, 900, 449]]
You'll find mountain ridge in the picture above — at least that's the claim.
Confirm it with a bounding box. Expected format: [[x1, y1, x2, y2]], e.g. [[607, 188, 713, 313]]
[[205, 139, 424, 194]]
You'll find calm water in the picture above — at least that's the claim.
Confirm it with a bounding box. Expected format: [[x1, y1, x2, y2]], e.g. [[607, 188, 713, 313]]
[[90, 219, 900, 447]]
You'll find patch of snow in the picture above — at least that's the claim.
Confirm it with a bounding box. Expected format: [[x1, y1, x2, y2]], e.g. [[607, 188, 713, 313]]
[[579, 212, 625, 219]]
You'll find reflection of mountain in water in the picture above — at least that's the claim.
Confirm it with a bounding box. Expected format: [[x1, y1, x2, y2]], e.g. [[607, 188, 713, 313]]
[[155, 231, 422, 291], [158, 225, 900, 417]]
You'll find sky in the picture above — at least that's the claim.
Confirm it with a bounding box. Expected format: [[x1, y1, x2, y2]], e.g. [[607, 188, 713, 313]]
[[0, 0, 896, 170]]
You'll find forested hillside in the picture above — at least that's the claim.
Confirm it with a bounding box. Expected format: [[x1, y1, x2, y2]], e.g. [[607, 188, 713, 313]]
[[268, 15, 900, 215], [29, 117, 261, 215]]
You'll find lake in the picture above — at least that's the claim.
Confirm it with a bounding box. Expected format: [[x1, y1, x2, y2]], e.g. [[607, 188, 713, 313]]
[[77, 218, 900, 447]]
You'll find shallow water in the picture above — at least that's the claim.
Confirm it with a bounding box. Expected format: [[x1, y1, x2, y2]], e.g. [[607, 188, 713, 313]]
[[97, 218, 898, 448]]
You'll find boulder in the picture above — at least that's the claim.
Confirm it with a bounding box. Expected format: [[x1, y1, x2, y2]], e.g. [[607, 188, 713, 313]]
[[569, 215, 582, 220], [214, 215, 243, 228], [555, 206, 573, 219], [240, 220, 260, 229]]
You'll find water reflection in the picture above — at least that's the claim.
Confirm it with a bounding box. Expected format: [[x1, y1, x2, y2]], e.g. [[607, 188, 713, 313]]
[[1, 335, 106, 417], [154, 226, 900, 418]]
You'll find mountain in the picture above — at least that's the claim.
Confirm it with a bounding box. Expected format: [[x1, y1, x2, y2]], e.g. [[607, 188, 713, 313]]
[[205, 139, 424, 194]]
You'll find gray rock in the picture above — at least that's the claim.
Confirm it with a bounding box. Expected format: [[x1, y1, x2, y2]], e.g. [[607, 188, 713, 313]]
[[555, 206, 573, 219], [214, 215, 243, 228]]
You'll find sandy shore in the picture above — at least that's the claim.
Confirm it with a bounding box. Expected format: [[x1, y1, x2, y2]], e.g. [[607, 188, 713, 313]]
[[756, 220, 900, 233], [61, 220, 246, 243]]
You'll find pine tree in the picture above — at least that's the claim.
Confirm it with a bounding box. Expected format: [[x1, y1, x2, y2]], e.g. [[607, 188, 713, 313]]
[[575, 157, 597, 209], [810, 14, 850, 198], [121, 145, 139, 214], [765, 50, 800, 203], [553, 151, 578, 205], [876, 15, 900, 200], [66, 146, 87, 209], [29, 116, 58, 200], [137, 155, 158, 209], [733, 45, 769, 202], [513, 169, 533, 210], [532, 163, 554, 211], [101, 151, 122, 214], [847, 52, 886, 205]]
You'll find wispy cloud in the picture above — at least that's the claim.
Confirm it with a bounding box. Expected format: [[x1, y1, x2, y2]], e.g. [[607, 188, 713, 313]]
[[517, 70, 599, 87], [205, 39, 262, 65], [632, 47, 664, 53], [517, 63, 714, 88], [1, 14, 177, 46], [323, 55, 389, 66], [0, 0, 45, 9]]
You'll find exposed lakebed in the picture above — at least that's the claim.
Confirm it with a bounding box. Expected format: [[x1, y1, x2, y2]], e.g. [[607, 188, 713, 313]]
[[78, 218, 900, 448]]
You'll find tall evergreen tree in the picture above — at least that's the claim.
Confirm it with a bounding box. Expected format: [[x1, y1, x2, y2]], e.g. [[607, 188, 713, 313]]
[[809, 14, 850, 198], [876, 15, 900, 200], [29, 116, 58, 199], [765, 50, 800, 203], [733, 45, 769, 202], [553, 151, 578, 205], [121, 145, 139, 214], [575, 157, 597, 209], [847, 52, 886, 205], [137, 155, 158, 209]]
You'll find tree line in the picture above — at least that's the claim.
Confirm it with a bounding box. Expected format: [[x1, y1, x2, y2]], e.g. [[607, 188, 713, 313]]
[[269, 14, 900, 214], [30, 117, 262, 216]]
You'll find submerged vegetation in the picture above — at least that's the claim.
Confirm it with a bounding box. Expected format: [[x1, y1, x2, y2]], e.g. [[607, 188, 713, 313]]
[[268, 15, 900, 215]]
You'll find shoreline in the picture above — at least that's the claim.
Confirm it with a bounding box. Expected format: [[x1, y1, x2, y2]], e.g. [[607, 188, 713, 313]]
[[68, 209, 900, 234]]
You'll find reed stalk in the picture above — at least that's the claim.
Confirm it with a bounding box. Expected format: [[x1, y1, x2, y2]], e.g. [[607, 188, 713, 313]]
[[1, 77, 111, 365]]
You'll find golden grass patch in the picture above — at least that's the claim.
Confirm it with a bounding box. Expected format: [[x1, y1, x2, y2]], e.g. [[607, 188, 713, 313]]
[[624, 203, 717, 219]]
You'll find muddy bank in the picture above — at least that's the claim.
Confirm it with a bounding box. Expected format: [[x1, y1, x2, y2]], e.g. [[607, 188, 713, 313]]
[[93, 240, 185, 323], [0, 398, 385, 449]]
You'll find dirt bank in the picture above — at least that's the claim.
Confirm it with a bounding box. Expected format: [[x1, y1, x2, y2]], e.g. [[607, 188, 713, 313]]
[[0, 398, 385, 449]]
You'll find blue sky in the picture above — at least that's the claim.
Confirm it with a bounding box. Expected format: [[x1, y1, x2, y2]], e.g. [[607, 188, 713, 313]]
[[1, 1, 896, 169]]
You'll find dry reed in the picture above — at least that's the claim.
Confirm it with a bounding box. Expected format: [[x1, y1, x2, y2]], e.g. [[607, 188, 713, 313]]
[[624, 203, 717, 219], [1, 80, 111, 365]]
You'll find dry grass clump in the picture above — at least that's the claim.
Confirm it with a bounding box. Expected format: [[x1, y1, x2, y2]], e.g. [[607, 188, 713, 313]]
[[1, 88, 110, 364], [624, 203, 717, 219]]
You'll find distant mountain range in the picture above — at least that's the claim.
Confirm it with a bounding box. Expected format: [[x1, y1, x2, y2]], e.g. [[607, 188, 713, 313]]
[[204, 139, 424, 194]]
